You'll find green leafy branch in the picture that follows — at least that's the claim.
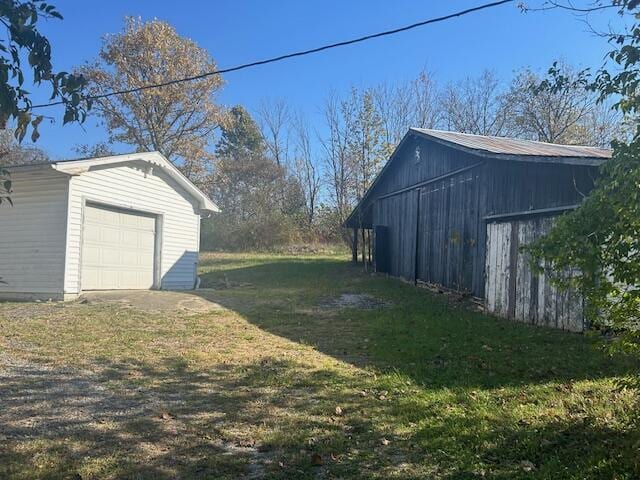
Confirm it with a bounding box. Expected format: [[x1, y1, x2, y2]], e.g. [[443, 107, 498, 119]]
[[0, 0, 89, 144]]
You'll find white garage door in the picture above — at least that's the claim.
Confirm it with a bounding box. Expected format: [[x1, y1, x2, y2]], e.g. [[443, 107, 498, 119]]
[[81, 204, 156, 290]]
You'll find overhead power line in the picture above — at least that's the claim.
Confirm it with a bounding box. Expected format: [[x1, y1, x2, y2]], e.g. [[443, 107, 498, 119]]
[[32, 0, 515, 110]]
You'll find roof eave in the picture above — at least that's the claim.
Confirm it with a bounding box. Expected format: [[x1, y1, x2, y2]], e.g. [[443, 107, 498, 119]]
[[410, 128, 609, 166], [343, 131, 416, 228], [50, 151, 220, 214]]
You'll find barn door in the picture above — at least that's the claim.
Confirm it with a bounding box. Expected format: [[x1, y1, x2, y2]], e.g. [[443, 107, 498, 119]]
[[485, 217, 585, 331], [485, 221, 515, 318]]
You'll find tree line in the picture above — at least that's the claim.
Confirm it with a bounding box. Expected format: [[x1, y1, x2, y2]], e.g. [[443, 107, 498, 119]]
[[209, 64, 622, 250], [0, 17, 626, 250]]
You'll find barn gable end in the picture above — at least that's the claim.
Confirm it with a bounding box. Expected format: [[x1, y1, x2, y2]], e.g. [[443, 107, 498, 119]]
[[346, 129, 609, 323]]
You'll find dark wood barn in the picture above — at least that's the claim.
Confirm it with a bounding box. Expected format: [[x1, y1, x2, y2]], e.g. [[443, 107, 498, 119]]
[[346, 128, 611, 331]]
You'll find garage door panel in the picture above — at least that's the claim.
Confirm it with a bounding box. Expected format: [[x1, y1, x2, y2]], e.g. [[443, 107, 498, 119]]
[[101, 247, 121, 265], [102, 226, 121, 244], [121, 230, 139, 247], [83, 226, 100, 242], [82, 246, 101, 264], [82, 269, 99, 288], [138, 232, 155, 248], [81, 204, 156, 290], [120, 271, 140, 289], [83, 205, 104, 222]]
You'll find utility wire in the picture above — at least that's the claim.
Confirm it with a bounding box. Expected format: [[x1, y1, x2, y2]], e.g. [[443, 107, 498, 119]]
[[32, 0, 515, 109]]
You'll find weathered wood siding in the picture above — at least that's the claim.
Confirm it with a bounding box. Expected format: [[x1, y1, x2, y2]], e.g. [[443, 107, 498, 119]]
[[485, 216, 585, 332], [416, 168, 482, 292], [484, 160, 595, 217], [373, 190, 418, 280], [369, 133, 598, 298], [371, 136, 484, 292]]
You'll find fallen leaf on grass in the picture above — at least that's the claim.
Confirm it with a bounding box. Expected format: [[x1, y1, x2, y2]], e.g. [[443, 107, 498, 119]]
[[519, 460, 536, 472], [237, 438, 256, 448], [311, 453, 323, 466]]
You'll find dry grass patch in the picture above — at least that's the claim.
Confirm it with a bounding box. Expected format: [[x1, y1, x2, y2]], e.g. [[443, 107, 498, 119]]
[[1, 251, 639, 479]]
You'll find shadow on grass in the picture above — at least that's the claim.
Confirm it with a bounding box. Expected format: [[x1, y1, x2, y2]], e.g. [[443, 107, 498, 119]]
[[195, 258, 638, 390], [0, 355, 391, 479], [2, 255, 638, 479], [1, 354, 637, 479], [193, 257, 640, 477]]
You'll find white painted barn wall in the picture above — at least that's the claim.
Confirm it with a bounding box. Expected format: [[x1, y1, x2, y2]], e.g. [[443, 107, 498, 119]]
[[64, 161, 201, 294], [485, 216, 585, 332], [0, 169, 69, 298]]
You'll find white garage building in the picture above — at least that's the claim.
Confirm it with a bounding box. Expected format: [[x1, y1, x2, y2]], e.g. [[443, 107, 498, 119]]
[[0, 152, 218, 300]]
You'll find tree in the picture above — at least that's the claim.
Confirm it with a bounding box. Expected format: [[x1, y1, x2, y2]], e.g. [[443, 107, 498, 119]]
[[204, 105, 303, 250], [526, 0, 640, 356], [0, 165, 7, 205], [73, 141, 115, 159], [411, 70, 444, 130], [0, 0, 87, 141], [258, 98, 290, 167], [442, 70, 511, 136], [349, 88, 385, 202], [373, 80, 413, 155], [216, 105, 265, 158], [350, 88, 385, 264], [79, 17, 225, 183], [0, 0, 87, 203], [373, 69, 442, 157], [507, 64, 620, 146], [318, 87, 387, 254], [0, 129, 47, 166], [291, 113, 321, 226], [320, 91, 357, 235]]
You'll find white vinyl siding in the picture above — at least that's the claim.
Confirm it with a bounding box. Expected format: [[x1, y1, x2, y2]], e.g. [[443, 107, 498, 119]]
[[0, 169, 69, 297], [81, 204, 156, 290], [64, 162, 201, 294]]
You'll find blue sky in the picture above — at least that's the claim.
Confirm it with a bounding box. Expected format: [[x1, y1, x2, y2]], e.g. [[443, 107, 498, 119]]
[[28, 0, 618, 159]]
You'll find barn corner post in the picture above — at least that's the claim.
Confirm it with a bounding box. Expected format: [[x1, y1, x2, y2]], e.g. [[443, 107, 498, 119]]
[[413, 187, 421, 285], [352, 227, 358, 263], [359, 222, 367, 272], [361, 227, 366, 268]]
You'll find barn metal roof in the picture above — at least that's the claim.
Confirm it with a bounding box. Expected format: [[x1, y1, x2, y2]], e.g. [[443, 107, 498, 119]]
[[344, 128, 609, 228], [412, 128, 611, 161]]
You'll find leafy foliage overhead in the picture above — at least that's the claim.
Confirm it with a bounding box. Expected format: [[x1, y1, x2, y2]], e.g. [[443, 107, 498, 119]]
[[527, 0, 640, 356], [0, 0, 87, 204], [0, 0, 87, 142]]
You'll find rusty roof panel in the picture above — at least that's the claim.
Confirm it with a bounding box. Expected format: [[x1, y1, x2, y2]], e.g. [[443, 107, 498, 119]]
[[412, 128, 612, 159]]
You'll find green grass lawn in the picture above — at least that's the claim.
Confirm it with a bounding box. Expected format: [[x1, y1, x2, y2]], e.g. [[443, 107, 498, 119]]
[[1, 252, 638, 479]]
